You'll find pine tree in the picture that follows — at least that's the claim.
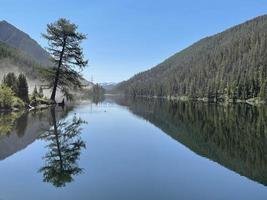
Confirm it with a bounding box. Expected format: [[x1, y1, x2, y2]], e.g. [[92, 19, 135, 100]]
[[32, 85, 39, 100], [17, 73, 29, 102], [2, 72, 18, 94], [42, 18, 88, 101]]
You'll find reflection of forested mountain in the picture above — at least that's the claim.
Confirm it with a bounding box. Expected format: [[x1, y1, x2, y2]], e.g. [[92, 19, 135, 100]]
[[115, 97, 267, 186], [0, 107, 73, 160]]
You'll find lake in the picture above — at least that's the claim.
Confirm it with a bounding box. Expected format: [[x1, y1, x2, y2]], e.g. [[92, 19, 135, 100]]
[[0, 97, 266, 199]]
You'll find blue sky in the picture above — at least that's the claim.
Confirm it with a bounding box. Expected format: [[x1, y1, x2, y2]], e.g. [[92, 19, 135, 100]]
[[0, 0, 267, 83]]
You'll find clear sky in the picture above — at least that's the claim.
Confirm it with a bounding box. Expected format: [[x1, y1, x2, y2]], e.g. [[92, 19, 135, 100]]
[[0, 0, 267, 83]]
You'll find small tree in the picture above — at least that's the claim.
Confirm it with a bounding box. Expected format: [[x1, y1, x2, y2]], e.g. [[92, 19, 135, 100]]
[[42, 18, 88, 101], [32, 85, 39, 100], [0, 85, 14, 109], [17, 73, 29, 102]]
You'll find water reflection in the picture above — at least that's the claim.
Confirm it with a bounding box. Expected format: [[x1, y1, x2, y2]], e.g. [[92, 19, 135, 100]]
[[15, 112, 28, 137], [0, 111, 23, 135], [39, 107, 87, 187], [91, 95, 105, 105], [114, 97, 267, 186], [0, 109, 54, 160], [0, 105, 87, 188]]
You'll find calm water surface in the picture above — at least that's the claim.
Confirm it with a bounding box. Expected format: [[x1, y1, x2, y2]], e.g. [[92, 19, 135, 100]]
[[0, 97, 266, 199]]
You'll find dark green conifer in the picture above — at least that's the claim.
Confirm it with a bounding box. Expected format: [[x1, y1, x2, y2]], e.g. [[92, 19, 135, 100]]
[[17, 73, 29, 102]]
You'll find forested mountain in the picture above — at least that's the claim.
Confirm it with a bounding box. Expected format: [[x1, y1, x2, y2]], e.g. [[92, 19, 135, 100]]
[[0, 20, 52, 91], [117, 15, 267, 101], [0, 40, 44, 86], [0, 20, 50, 66]]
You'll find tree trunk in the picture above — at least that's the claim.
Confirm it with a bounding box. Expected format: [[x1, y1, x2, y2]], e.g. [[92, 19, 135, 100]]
[[50, 38, 66, 101], [50, 107, 63, 170]]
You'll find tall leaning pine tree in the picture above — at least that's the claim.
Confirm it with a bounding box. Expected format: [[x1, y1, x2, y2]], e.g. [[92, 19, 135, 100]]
[[42, 18, 88, 102]]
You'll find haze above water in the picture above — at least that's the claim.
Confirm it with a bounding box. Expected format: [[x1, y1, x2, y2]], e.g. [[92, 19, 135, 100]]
[[0, 97, 266, 199]]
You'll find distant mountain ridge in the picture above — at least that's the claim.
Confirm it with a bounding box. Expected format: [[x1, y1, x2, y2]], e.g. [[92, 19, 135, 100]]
[[0, 20, 50, 66], [117, 14, 267, 101], [99, 82, 117, 91]]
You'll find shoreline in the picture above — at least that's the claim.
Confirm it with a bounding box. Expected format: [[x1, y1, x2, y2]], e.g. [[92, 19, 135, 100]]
[[106, 93, 266, 106]]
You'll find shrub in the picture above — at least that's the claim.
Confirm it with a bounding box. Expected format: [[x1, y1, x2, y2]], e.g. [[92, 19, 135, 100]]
[[11, 97, 25, 109], [0, 85, 14, 109], [0, 85, 25, 109]]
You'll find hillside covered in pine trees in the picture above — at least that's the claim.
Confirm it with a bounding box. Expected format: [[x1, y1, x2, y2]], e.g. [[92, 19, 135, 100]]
[[116, 15, 267, 102], [0, 20, 51, 66], [0, 40, 44, 87]]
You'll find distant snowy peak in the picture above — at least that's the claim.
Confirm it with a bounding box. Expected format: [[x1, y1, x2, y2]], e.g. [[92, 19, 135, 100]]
[[99, 82, 117, 91]]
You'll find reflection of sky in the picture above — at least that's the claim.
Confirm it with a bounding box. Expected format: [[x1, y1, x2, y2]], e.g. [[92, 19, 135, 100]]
[[1, 0, 267, 82], [0, 102, 266, 199]]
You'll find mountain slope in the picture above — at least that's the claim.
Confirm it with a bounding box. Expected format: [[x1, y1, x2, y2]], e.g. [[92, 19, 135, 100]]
[[0, 40, 44, 86], [0, 20, 51, 91], [0, 20, 93, 95], [0, 20, 50, 66], [117, 14, 267, 101]]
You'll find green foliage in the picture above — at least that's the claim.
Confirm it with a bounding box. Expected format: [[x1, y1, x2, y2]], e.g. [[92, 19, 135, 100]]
[[2, 72, 30, 104], [30, 86, 52, 107], [17, 73, 29, 102], [0, 41, 44, 80], [0, 112, 23, 135], [0, 84, 24, 109], [117, 15, 267, 101], [0, 85, 15, 109], [3, 72, 18, 94], [31, 85, 39, 100], [42, 18, 88, 101], [11, 97, 25, 109]]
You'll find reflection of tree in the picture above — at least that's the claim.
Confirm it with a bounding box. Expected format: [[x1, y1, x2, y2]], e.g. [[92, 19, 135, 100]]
[[39, 107, 86, 187], [15, 112, 28, 137], [91, 95, 105, 105], [0, 112, 23, 136]]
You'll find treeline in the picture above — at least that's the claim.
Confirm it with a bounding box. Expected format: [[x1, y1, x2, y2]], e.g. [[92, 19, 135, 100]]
[[0, 72, 45, 109], [0, 41, 44, 80], [117, 15, 267, 102]]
